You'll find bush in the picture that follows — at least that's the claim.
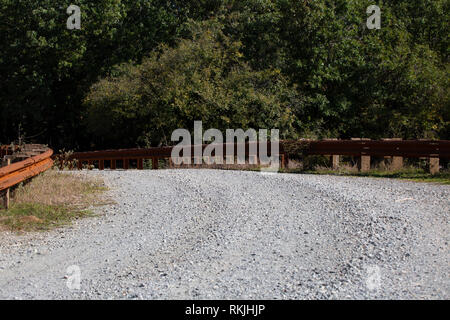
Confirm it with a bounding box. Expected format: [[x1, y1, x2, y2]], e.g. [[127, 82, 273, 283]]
[[84, 21, 301, 148]]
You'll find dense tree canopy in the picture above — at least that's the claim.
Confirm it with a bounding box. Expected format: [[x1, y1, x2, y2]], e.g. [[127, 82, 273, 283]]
[[1, 0, 448, 150]]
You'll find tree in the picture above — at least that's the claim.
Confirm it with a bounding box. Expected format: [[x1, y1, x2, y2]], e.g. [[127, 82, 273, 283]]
[[0, 0, 183, 148], [84, 21, 300, 148]]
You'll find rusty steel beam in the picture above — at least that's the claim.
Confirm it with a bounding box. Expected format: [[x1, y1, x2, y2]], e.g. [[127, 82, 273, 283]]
[[0, 158, 53, 191], [69, 142, 284, 162], [65, 140, 450, 172], [305, 140, 450, 158], [0, 149, 54, 192], [69, 140, 450, 163], [0, 149, 53, 178]]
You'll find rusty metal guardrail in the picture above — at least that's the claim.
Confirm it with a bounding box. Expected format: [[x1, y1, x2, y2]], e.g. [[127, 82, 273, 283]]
[[0, 145, 20, 158], [304, 139, 450, 158], [65, 141, 285, 170], [65, 139, 449, 174], [0, 148, 54, 209], [300, 139, 449, 174]]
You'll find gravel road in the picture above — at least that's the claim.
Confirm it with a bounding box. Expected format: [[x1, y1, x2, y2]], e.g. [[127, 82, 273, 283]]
[[0, 169, 448, 299]]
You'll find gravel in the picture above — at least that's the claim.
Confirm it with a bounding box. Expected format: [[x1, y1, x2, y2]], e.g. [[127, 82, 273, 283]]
[[0, 169, 448, 299]]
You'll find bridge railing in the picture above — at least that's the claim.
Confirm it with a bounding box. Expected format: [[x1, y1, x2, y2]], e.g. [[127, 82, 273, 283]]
[[303, 139, 449, 174], [65, 139, 449, 174], [65, 141, 286, 170]]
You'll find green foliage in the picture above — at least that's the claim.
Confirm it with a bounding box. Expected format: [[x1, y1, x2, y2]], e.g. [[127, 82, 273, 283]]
[[0, 203, 88, 231], [84, 21, 300, 147], [298, 167, 450, 185], [1, 0, 448, 150], [269, 0, 449, 139], [0, 0, 184, 148]]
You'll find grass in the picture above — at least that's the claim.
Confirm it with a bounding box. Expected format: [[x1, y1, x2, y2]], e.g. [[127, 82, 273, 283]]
[[0, 170, 109, 232], [284, 166, 450, 185], [166, 157, 450, 184]]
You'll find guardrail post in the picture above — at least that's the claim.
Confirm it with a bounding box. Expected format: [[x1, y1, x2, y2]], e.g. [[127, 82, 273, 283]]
[[1, 158, 11, 209], [324, 139, 340, 170], [392, 139, 403, 169], [214, 156, 223, 165], [99, 160, 105, 170], [124, 159, 129, 170], [137, 158, 143, 170], [332, 155, 340, 170], [249, 155, 258, 166], [429, 157, 439, 174], [352, 138, 371, 172], [382, 138, 403, 170], [360, 155, 370, 172], [111, 159, 116, 170], [194, 156, 202, 167], [152, 157, 159, 169], [392, 155, 403, 171]]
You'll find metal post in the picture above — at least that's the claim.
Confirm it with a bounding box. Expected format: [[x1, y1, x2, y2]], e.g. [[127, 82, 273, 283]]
[[152, 157, 159, 170], [1, 158, 11, 209]]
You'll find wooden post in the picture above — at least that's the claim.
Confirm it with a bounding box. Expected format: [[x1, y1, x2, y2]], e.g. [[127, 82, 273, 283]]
[[360, 155, 371, 172], [111, 159, 117, 170], [382, 138, 403, 170], [332, 155, 340, 170], [352, 138, 371, 172], [124, 159, 129, 170], [324, 139, 340, 170], [429, 157, 439, 174], [391, 156, 403, 171], [2, 158, 11, 209], [99, 160, 105, 170]]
